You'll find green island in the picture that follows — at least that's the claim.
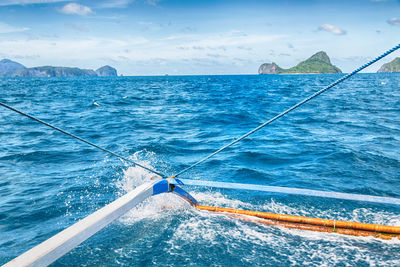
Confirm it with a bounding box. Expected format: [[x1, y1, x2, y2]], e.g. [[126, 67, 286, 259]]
[[258, 51, 342, 74], [377, 57, 400, 73], [0, 59, 118, 77]]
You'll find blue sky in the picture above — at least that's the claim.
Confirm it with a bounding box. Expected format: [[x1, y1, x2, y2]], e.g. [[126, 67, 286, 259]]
[[0, 0, 399, 75]]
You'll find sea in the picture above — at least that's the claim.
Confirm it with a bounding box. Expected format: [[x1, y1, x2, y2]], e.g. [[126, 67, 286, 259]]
[[0, 74, 399, 266]]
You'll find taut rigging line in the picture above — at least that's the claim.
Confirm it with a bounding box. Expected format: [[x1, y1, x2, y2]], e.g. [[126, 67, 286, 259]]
[[173, 43, 400, 178], [1, 44, 399, 180], [0, 101, 166, 178]]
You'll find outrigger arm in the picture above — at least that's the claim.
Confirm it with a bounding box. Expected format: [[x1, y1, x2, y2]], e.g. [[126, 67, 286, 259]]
[[4, 179, 197, 267]]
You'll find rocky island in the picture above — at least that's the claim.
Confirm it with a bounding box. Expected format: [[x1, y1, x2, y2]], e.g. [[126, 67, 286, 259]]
[[96, 65, 118, 77], [0, 59, 27, 77], [0, 59, 118, 77], [259, 51, 342, 74], [377, 57, 400, 73]]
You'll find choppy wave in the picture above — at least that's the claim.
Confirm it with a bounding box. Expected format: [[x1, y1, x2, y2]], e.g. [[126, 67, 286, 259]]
[[1, 74, 400, 266]]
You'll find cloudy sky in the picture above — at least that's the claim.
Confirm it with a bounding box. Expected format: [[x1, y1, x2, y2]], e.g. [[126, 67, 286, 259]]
[[0, 0, 399, 75]]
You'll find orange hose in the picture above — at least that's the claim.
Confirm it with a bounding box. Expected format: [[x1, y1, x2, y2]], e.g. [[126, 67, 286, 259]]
[[196, 205, 400, 240]]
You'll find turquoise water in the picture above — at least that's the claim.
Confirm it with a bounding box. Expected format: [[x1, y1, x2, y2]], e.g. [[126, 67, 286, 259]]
[[0, 74, 399, 266]]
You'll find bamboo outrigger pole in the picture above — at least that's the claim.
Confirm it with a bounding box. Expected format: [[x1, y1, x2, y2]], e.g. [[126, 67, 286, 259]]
[[196, 205, 400, 240]]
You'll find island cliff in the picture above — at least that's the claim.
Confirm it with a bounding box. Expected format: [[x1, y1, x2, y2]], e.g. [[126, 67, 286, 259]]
[[96, 65, 118, 77], [14, 66, 98, 77], [259, 51, 342, 74], [0, 59, 26, 77], [377, 58, 400, 73], [0, 59, 118, 77]]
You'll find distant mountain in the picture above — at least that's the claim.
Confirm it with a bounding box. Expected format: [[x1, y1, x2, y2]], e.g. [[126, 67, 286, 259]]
[[377, 57, 400, 73], [258, 51, 342, 74], [0, 59, 118, 77], [96, 65, 118, 77], [14, 66, 98, 77], [0, 59, 26, 77]]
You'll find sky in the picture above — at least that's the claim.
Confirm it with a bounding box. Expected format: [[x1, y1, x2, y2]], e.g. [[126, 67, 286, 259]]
[[0, 0, 400, 75]]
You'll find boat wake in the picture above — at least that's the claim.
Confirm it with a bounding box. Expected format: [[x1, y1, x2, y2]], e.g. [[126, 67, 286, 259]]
[[109, 151, 400, 265]]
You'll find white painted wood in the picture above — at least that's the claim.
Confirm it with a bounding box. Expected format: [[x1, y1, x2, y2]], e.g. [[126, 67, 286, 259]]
[[4, 181, 157, 267]]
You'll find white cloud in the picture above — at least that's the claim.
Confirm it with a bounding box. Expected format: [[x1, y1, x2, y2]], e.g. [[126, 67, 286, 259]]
[[0, 31, 285, 74], [0, 0, 67, 6], [0, 22, 29, 33], [59, 3, 93, 16], [163, 31, 284, 49], [98, 0, 133, 8], [318, 24, 347, 35], [0, 37, 149, 62], [387, 18, 400, 26]]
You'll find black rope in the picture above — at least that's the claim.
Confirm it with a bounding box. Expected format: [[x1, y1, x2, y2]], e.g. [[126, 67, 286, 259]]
[[173, 43, 400, 178], [0, 101, 166, 178]]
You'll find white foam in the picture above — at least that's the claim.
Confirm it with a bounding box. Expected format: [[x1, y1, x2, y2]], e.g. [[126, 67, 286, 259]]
[[115, 153, 400, 265], [116, 150, 161, 193], [116, 150, 191, 225]]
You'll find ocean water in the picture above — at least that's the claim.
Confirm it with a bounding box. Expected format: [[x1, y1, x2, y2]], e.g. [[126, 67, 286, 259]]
[[0, 74, 399, 266]]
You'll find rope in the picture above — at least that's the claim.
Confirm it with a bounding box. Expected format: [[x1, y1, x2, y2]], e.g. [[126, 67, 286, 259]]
[[173, 43, 400, 178], [0, 101, 166, 178]]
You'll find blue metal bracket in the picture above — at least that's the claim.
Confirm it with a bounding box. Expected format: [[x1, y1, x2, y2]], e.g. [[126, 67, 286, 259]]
[[152, 178, 197, 205]]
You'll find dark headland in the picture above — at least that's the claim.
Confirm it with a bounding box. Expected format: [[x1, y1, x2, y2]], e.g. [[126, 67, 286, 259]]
[[0, 59, 118, 77]]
